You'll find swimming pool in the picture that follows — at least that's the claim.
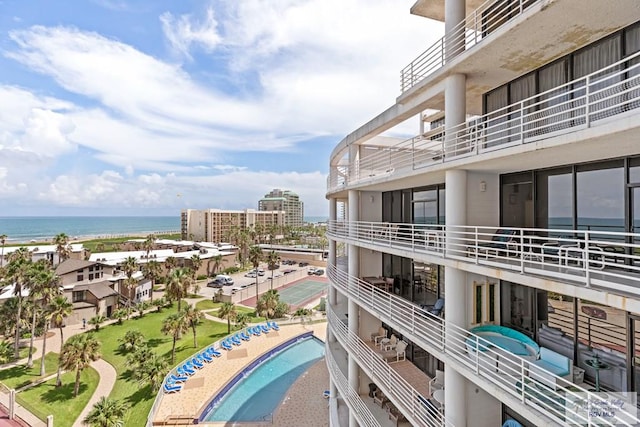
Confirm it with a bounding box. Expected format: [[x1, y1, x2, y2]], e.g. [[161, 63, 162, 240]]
[[201, 335, 324, 422]]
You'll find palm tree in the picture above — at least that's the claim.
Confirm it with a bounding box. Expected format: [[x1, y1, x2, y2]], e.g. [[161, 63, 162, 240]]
[[0, 341, 13, 364], [121, 256, 138, 304], [248, 245, 263, 308], [5, 247, 32, 358], [83, 396, 128, 427], [137, 352, 168, 391], [142, 260, 162, 303], [0, 234, 6, 268], [217, 302, 237, 334], [59, 334, 101, 397], [164, 256, 178, 275], [52, 233, 70, 266], [88, 315, 107, 331], [143, 234, 156, 261], [235, 312, 249, 329], [182, 305, 203, 348], [166, 268, 192, 311], [256, 289, 279, 320], [26, 261, 60, 372], [118, 330, 145, 353], [211, 254, 224, 275], [266, 250, 280, 290], [190, 254, 202, 280], [161, 312, 188, 364], [50, 296, 73, 387]]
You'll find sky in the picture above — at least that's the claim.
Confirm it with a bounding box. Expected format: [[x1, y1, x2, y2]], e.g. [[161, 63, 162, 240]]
[[0, 0, 442, 217]]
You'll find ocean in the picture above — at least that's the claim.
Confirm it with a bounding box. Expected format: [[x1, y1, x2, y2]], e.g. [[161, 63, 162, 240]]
[[0, 215, 329, 243], [0, 216, 179, 243]]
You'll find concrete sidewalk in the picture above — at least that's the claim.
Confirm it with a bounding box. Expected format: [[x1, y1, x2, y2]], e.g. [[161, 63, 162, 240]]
[[71, 359, 117, 427]]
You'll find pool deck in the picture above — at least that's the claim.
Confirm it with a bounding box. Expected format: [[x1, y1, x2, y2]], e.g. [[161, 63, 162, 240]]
[[153, 322, 328, 426]]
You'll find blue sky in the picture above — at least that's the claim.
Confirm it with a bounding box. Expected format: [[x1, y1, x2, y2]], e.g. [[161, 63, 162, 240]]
[[0, 0, 441, 217]]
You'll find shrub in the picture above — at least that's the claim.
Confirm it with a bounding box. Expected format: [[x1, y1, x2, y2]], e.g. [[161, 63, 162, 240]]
[[222, 266, 240, 274], [317, 298, 326, 312], [196, 274, 208, 281]]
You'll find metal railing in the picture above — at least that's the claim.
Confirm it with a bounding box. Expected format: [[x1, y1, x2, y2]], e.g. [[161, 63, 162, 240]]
[[325, 344, 382, 427], [327, 305, 451, 427], [401, 0, 538, 92], [327, 263, 639, 426], [328, 220, 640, 295], [329, 50, 640, 194]]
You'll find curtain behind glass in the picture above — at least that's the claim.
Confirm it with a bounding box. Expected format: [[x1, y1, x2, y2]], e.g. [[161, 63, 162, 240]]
[[485, 85, 509, 148], [536, 59, 569, 135], [510, 73, 537, 140]]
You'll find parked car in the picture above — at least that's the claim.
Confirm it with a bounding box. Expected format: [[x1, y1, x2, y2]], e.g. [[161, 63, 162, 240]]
[[299, 262, 309, 267], [283, 268, 296, 274], [308, 267, 317, 275], [245, 272, 257, 278], [207, 280, 223, 288], [313, 269, 325, 276], [214, 274, 234, 286]]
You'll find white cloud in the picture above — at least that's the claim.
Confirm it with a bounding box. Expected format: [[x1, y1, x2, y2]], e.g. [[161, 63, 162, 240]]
[[160, 8, 222, 59]]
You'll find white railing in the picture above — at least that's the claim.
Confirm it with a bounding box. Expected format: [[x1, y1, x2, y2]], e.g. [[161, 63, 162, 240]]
[[327, 305, 451, 427], [327, 264, 639, 426], [325, 344, 383, 427], [401, 0, 538, 92], [328, 220, 640, 295], [329, 50, 640, 194]]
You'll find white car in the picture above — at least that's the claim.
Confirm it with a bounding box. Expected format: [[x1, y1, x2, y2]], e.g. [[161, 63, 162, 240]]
[[245, 272, 257, 278]]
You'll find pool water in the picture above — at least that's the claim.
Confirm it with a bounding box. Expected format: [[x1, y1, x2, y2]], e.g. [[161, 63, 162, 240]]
[[202, 337, 324, 422]]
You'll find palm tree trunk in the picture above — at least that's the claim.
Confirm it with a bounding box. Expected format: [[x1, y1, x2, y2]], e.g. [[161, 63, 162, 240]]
[[171, 336, 177, 364], [192, 327, 197, 348], [14, 301, 22, 359], [177, 297, 182, 312], [74, 367, 81, 397], [27, 307, 37, 368], [227, 318, 230, 334], [270, 270, 274, 290], [150, 280, 154, 303], [39, 324, 48, 376], [56, 326, 64, 387]]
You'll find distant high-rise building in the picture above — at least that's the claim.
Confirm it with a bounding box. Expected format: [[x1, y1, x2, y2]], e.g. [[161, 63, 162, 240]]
[[258, 189, 304, 227], [180, 209, 285, 242]]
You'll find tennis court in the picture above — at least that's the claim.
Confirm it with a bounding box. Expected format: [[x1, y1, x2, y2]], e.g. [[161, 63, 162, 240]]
[[278, 279, 327, 307]]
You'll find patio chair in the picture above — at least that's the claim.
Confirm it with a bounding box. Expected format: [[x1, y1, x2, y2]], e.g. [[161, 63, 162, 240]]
[[177, 365, 195, 376], [163, 382, 182, 393], [205, 346, 222, 357], [259, 324, 271, 333], [168, 373, 188, 383], [221, 340, 233, 351], [423, 298, 444, 316], [239, 331, 251, 341], [267, 320, 280, 331], [429, 370, 444, 395], [380, 334, 397, 351], [198, 352, 213, 363], [371, 326, 387, 344], [230, 335, 242, 346], [382, 340, 407, 363], [469, 228, 518, 258]]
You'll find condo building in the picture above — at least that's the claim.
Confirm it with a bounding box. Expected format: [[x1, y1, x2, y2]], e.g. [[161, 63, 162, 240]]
[[258, 188, 305, 228], [325, 1, 640, 427], [180, 208, 285, 242]]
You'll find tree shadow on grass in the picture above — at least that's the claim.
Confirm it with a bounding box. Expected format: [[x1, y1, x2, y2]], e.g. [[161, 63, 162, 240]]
[[119, 369, 135, 382], [0, 365, 40, 389], [125, 383, 153, 406], [41, 382, 88, 403], [146, 338, 165, 349]]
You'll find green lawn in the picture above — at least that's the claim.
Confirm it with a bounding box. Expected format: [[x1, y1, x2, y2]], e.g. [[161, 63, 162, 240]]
[[195, 300, 257, 317], [0, 353, 59, 390], [91, 306, 229, 426], [17, 366, 99, 426]]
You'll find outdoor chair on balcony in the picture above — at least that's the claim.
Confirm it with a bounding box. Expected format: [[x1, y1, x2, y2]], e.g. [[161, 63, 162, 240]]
[[381, 340, 407, 363], [428, 369, 444, 395], [371, 326, 387, 344], [422, 298, 444, 317], [373, 390, 389, 407], [379, 334, 397, 351], [468, 228, 519, 259]]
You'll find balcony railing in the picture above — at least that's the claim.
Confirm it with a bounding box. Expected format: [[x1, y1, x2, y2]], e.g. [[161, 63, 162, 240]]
[[327, 305, 451, 427], [401, 0, 538, 92], [327, 263, 639, 426], [329, 50, 640, 194], [328, 220, 640, 295], [325, 345, 382, 427]]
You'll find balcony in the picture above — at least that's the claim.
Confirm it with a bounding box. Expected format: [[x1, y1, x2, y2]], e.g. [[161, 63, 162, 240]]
[[327, 304, 450, 427], [328, 50, 640, 195], [328, 221, 640, 299], [327, 264, 640, 426], [401, 0, 539, 92]]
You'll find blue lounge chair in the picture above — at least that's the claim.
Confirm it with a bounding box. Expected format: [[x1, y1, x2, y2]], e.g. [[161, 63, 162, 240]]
[[238, 331, 251, 341], [259, 324, 270, 333], [206, 346, 222, 357], [190, 358, 204, 369], [163, 382, 182, 393], [168, 373, 188, 383], [221, 340, 233, 351], [199, 352, 213, 363], [230, 335, 242, 346], [177, 365, 195, 376], [249, 326, 261, 336], [267, 321, 280, 331]]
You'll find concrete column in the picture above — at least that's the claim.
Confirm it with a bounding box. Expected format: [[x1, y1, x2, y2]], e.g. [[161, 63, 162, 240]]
[[445, 169, 468, 427], [445, 0, 466, 61], [8, 389, 14, 419], [47, 414, 53, 426], [329, 197, 338, 307], [444, 73, 467, 155], [347, 189, 360, 427], [348, 351, 359, 427]]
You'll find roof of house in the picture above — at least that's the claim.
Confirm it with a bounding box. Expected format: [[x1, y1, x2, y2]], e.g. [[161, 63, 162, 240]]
[[74, 282, 119, 300], [55, 259, 97, 276]]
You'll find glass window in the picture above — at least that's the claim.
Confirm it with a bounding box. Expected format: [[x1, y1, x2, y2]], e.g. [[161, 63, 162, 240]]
[[474, 282, 483, 324], [576, 162, 624, 234], [535, 168, 573, 231], [413, 189, 437, 224]]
